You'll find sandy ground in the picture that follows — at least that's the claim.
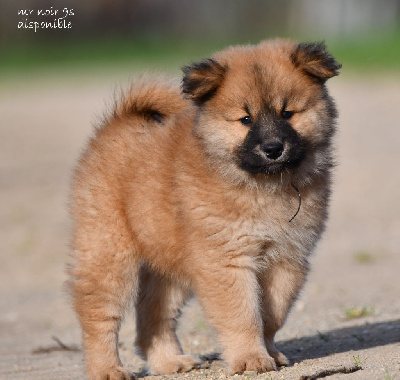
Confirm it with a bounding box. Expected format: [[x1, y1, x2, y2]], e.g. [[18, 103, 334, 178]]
[[0, 69, 399, 380]]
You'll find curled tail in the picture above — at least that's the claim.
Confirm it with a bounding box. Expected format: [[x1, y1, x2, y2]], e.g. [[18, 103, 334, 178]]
[[109, 76, 188, 124]]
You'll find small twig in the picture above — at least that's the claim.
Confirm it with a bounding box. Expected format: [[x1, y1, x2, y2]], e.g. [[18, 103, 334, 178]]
[[31, 336, 80, 354], [289, 183, 302, 222], [300, 365, 362, 380], [52, 336, 69, 350]]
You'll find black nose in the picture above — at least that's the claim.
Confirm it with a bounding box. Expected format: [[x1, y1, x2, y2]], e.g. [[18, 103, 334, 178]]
[[262, 142, 284, 160]]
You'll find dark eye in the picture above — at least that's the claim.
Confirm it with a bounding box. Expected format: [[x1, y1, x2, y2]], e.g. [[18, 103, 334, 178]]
[[281, 110, 294, 120], [240, 115, 252, 126]]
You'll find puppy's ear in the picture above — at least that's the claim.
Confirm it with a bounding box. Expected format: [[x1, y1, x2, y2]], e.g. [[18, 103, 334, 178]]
[[182, 58, 227, 103], [291, 42, 341, 82]]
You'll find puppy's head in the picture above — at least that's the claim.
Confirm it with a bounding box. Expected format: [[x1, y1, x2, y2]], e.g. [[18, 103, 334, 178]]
[[182, 39, 341, 187]]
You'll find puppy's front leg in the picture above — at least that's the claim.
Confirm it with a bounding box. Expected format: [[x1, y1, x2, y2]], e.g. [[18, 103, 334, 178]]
[[193, 262, 276, 374]]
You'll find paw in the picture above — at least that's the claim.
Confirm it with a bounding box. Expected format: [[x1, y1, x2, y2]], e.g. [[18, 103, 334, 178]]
[[268, 348, 289, 367], [148, 354, 201, 375], [89, 366, 135, 380], [229, 353, 276, 374]]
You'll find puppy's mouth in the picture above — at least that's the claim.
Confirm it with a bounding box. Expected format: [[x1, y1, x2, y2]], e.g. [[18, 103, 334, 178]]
[[238, 142, 306, 176]]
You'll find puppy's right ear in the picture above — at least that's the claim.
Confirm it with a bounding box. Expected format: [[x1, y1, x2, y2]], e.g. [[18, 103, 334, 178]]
[[182, 59, 227, 104]]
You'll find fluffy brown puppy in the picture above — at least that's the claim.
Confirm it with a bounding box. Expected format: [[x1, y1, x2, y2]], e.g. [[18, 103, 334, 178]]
[[68, 39, 340, 379]]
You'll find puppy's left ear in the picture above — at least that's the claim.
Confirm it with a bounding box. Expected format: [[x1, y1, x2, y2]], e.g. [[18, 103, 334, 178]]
[[182, 58, 227, 104], [291, 42, 341, 82]]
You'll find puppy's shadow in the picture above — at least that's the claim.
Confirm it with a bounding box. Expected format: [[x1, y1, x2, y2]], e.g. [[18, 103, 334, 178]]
[[196, 319, 400, 366], [278, 319, 400, 362], [135, 319, 400, 377]]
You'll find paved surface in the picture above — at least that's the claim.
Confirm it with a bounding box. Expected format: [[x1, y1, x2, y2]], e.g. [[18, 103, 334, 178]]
[[0, 70, 399, 379]]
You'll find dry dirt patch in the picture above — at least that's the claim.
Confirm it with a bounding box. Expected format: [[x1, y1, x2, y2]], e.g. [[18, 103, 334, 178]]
[[0, 72, 399, 379]]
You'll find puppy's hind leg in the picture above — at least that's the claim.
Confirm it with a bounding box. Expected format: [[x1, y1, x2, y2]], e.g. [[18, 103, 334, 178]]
[[259, 259, 308, 367], [68, 218, 139, 380], [135, 266, 201, 375]]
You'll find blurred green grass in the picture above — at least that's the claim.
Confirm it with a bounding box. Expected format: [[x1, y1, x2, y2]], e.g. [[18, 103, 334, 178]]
[[0, 37, 226, 75], [1, 31, 399, 78], [330, 31, 400, 70]]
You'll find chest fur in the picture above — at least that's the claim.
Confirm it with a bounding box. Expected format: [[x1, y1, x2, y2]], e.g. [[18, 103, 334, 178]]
[[187, 182, 329, 265]]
